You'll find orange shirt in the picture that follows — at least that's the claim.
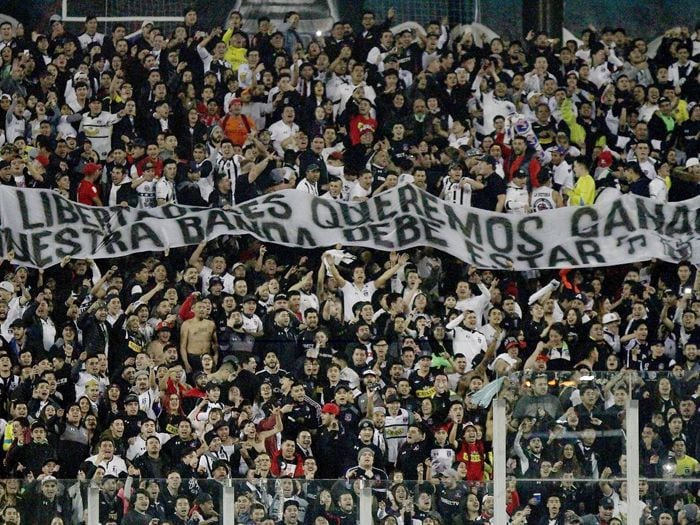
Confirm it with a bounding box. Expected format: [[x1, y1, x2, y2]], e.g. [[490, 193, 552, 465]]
[[223, 114, 255, 146]]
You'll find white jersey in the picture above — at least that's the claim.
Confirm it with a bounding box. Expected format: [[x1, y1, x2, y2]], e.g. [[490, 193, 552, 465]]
[[552, 161, 574, 193], [441, 176, 472, 206], [447, 325, 488, 371], [242, 313, 263, 335], [649, 176, 668, 203], [505, 183, 529, 213], [454, 283, 491, 327], [384, 408, 410, 464], [340, 281, 377, 322], [79, 111, 121, 160], [530, 186, 557, 212], [136, 180, 156, 208]]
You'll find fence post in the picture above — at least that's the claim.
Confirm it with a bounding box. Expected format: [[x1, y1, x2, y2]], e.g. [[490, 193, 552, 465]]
[[493, 399, 508, 525], [359, 480, 373, 525], [626, 399, 640, 525], [87, 484, 100, 525], [222, 478, 236, 525]]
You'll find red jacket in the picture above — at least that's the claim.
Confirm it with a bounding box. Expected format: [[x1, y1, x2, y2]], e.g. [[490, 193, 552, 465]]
[[270, 449, 305, 478], [504, 151, 541, 188]]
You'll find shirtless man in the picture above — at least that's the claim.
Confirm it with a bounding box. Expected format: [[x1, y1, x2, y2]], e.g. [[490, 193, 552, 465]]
[[180, 300, 218, 373]]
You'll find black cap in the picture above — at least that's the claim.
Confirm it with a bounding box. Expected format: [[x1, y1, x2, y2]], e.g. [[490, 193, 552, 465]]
[[88, 95, 102, 104], [385, 394, 400, 404], [359, 419, 374, 430], [514, 168, 528, 178], [124, 394, 139, 404], [477, 155, 497, 167], [334, 382, 351, 393], [599, 497, 614, 509], [242, 295, 257, 303], [274, 293, 288, 302], [306, 163, 320, 172], [209, 276, 223, 285], [448, 161, 463, 170], [417, 351, 432, 360]]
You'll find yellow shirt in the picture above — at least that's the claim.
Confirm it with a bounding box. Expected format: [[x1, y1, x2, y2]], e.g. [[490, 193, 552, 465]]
[[568, 173, 596, 206], [222, 29, 247, 72], [675, 455, 699, 477], [672, 98, 689, 125]]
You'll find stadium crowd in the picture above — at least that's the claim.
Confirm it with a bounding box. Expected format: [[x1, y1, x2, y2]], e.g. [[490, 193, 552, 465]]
[[0, 3, 699, 525]]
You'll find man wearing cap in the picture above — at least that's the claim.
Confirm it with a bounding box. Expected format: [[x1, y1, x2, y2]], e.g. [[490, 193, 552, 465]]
[[0, 159, 14, 187], [347, 418, 385, 471], [383, 393, 411, 466], [579, 496, 616, 525], [344, 446, 388, 495], [77, 162, 103, 206], [601, 312, 622, 355], [79, 96, 124, 160], [440, 162, 484, 207], [505, 168, 531, 213], [649, 95, 677, 146], [222, 97, 255, 146], [314, 402, 346, 478], [24, 474, 70, 525], [132, 160, 158, 208]]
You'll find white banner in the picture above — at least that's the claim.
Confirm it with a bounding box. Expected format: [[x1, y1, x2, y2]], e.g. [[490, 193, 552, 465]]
[[1, 185, 699, 270]]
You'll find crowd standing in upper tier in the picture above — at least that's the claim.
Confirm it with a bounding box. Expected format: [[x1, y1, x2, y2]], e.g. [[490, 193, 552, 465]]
[[0, 5, 699, 525]]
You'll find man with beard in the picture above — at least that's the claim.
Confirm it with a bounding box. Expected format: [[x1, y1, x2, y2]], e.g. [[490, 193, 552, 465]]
[[224, 309, 255, 357], [297, 308, 320, 355]]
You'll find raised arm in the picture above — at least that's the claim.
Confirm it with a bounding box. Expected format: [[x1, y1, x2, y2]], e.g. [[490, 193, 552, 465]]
[[188, 240, 207, 267], [126, 281, 165, 315], [374, 252, 410, 288], [323, 253, 347, 288]]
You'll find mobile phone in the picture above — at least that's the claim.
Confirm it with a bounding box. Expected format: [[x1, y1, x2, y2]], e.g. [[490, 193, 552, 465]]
[[533, 493, 541, 505]]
